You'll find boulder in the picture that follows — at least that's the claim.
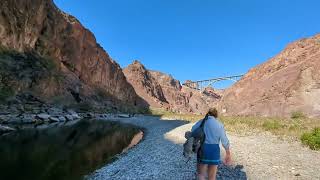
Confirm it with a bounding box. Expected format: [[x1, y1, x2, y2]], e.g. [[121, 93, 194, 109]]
[[7, 115, 22, 124], [47, 107, 63, 116], [0, 105, 8, 115], [7, 106, 19, 114], [20, 114, 36, 124], [0, 115, 8, 123], [67, 110, 81, 119], [58, 116, 66, 122], [118, 114, 130, 118], [32, 108, 41, 114], [85, 113, 94, 118], [36, 113, 51, 120], [65, 115, 74, 121], [49, 117, 60, 123], [71, 113, 81, 119], [0, 125, 16, 134]]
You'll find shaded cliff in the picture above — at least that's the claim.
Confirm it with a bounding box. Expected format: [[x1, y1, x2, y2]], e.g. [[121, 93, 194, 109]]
[[0, 0, 147, 111], [219, 34, 320, 117]]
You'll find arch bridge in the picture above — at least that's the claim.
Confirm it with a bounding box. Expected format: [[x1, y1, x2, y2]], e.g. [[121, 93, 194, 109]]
[[182, 75, 244, 91]]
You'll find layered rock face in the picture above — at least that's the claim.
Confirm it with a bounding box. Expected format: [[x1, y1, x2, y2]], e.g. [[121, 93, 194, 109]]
[[124, 61, 221, 114], [0, 0, 146, 110], [218, 34, 320, 117], [123, 61, 168, 108]]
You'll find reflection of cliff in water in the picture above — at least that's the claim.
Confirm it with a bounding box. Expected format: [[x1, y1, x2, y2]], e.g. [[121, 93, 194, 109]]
[[0, 119, 140, 180]]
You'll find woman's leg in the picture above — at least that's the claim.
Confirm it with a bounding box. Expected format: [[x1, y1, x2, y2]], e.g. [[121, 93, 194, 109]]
[[207, 165, 218, 180], [197, 163, 207, 180]]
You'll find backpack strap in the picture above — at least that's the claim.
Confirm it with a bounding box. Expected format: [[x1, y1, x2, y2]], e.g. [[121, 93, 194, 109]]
[[197, 114, 209, 161], [199, 114, 209, 143], [200, 114, 209, 128]]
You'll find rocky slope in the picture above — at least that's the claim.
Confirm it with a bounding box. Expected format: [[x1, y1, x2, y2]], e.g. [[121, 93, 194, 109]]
[[218, 34, 320, 117], [123, 61, 221, 114], [122, 61, 168, 108], [0, 0, 147, 112]]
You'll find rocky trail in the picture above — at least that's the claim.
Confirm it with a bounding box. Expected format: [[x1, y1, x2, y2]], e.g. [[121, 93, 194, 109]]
[[88, 116, 320, 180]]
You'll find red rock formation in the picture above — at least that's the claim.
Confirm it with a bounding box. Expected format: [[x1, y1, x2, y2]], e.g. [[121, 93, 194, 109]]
[[0, 0, 147, 110], [218, 34, 320, 117], [124, 61, 221, 114], [123, 60, 168, 108]]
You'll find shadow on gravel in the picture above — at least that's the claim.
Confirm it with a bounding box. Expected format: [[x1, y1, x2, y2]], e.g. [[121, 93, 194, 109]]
[[217, 164, 247, 180]]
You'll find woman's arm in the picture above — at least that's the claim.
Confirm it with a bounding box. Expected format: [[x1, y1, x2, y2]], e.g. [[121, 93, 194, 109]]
[[224, 148, 231, 165], [220, 125, 230, 150], [220, 124, 231, 165]]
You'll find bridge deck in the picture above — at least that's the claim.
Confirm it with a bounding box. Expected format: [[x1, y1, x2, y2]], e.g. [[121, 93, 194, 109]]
[[182, 75, 244, 91]]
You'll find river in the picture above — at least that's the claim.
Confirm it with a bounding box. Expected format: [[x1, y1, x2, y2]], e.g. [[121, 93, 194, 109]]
[[0, 119, 141, 180]]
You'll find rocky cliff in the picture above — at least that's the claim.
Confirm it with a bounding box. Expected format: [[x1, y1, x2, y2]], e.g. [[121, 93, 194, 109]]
[[0, 0, 147, 112], [123, 61, 221, 114], [218, 34, 320, 117], [122, 61, 168, 108]]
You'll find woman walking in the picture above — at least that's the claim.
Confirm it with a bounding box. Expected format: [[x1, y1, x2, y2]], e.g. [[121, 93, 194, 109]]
[[191, 108, 231, 180]]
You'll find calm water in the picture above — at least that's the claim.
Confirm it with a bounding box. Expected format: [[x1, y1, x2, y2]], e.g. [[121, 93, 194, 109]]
[[0, 119, 140, 180]]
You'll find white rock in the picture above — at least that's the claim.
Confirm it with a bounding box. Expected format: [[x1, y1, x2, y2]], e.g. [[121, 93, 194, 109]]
[[58, 116, 66, 122], [71, 113, 81, 119], [36, 113, 50, 120], [118, 114, 130, 118], [65, 115, 74, 121], [49, 117, 60, 122], [0, 125, 16, 132]]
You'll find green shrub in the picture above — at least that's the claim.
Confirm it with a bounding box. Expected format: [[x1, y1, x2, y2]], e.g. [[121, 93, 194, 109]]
[[301, 128, 320, 150], [42, 57, 57, 71], [291, 111, 306, 119], [77, 102, 95, 112], [0, 86, 14, 101], [262, 120, 282, 131]]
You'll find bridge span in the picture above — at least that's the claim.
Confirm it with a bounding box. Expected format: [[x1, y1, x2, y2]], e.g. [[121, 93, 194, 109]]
[[182, 75, 244, 91]]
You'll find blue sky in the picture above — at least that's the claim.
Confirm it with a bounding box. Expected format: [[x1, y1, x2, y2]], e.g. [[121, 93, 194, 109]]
[[54, 0, 320, 88]]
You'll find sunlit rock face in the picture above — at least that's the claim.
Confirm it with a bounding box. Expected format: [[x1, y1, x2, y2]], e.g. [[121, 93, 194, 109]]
[[123, 60, 221, 114], [0, 0, 147, 110], [218, 34, 320, 117]]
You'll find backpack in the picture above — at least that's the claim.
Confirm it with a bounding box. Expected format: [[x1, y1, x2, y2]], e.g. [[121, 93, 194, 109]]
[[191, 116, 208, 144], [183, 115, 208, 159]]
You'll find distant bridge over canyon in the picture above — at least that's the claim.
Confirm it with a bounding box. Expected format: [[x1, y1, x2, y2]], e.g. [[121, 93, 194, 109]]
[[182, 75, 244, 91]]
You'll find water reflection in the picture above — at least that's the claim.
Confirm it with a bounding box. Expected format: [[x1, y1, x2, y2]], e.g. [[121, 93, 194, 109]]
[[0, 119, 140, 180]]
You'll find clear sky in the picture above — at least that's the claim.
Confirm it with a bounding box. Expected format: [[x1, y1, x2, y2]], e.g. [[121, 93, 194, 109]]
[[54, 0, 320, 88]]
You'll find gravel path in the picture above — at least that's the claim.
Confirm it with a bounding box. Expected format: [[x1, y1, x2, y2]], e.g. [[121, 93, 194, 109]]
[[89, 116, 320, 180]]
